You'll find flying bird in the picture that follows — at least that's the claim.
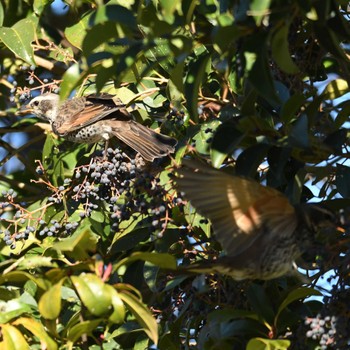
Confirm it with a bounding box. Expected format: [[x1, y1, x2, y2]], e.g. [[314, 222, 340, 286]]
[[175, 159, 334, 280], [18, 93, 177, 162]]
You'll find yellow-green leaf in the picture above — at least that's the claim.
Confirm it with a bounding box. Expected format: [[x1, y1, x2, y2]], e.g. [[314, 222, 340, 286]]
[[0, 324, 30, 350], [13, 317, 57, 350], [39, 278, 65, 319], [71, 274, 112, 316], [119, 291, 158, 345]]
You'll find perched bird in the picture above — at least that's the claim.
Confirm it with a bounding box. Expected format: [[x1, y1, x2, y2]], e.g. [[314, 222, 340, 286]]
[[18, 93, 177, 162], [176, 159, 334, 280]]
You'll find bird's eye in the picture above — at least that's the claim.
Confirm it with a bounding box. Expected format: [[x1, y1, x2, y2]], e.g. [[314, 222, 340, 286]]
[[32, 101, 40, 107]]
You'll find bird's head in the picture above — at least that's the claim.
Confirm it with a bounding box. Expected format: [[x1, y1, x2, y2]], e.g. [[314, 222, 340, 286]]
[[17, 93, 60, 123]]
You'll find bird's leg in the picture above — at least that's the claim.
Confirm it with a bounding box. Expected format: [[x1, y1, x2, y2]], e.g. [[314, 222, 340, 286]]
[[103, 140, 110, 160]]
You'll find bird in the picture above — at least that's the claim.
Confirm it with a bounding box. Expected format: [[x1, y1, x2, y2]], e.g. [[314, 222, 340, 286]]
[[175, 159, 334, 280], [18, 93, 177, 162]]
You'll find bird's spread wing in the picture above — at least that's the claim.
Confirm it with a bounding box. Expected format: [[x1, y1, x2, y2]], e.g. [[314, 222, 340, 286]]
[[54, 95, 128, 134], [176, 159, 297, 257]]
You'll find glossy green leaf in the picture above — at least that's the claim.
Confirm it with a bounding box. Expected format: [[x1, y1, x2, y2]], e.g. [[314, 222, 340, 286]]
[[322, 79, 349, 100], [0, 324, 30, 350], [0, 16, 37, 65], [275, 287, 322, 324], [13, 317, 57, 350], [66, 319, 102, 343], [39, 278, 65, 319], [119, 291, 158, 345], [211, 121, 244, 168], [247, 284, 275, 325], [247, 338, 290, 350], [71, 274, 112, 316], [244, 33, 280, 105], [271, 24, 299, 74], [33, 0, 51, 15], [192, 120, 220, 155], [280, 93, 306, 123], [53, 228, 99, 259], [65, 13, 90, 50], [60, 63, 83, 101], [313, 23, 346, 59], [0, 271, 48, 291], [18, 256, 55, 269], [0, 2, 4, 26], [184, 53, 210, 122], [235, 143, 271, 176], [250, 0, 271, 26], [336, 164, 350, 198], [0, 299, 33, 323], [114, 252, 177, 272], [91, 4, 137, 28], [288, 114, 309, 148], [105, 284, 125, 324], [82, 21, 119, 56]]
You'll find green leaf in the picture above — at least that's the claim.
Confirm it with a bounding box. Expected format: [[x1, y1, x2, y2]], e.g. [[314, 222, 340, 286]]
[[33, 0, 51, 15], [89, 210, 106, 224], [247, 338, 290, 350], [211, 121, 244, 168], [271, 24, 299, 74], [18, 256, 55, 270], [53, 228, 99, 260], [60, 63, 83, 101], [0, 271, 48, 291], [250, 0, 271, 26], [336, 164, 350, 198], [114, 252, 177, 272], [159, 0, 182, 23], [322, 78, 349, 100], [280, 93, 306, 123], [66, 319, 102, 343], [0, 300, 33, 323], [65, 13, 90, 50], [42, 135, 64, 187], [0, 16, 38, 66], [192, 120, 221, 155], [105, 284, 126, 324], [82, 21, 119, 56], [313, 23, 346, 60], [91, 4, 137, 28], [38, 279, 65, 320], [235, 143, 271, 176], [244, 31, 280, 105], [71, 274, 112, 316], [275, 287, 322, 324], [0, 324, 30, 350], [119, 291, 158, 345], [288, 114, 309, 148], [184, 52, 210, 122], [247, 284, 275, 325], [13, 317, 58, 350], [0, 2, 4, 26]]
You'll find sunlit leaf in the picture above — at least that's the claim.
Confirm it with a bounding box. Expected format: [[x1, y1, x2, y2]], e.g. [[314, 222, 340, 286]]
[[39, 278, 65, 319], [13, 317, 57, 350], [119, 291, 158, 345], [0, 324, 30, 350], [0, 16, 38, 65]]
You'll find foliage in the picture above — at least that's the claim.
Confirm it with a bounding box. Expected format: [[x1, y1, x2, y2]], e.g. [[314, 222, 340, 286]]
[[0, 0, 350, 349]]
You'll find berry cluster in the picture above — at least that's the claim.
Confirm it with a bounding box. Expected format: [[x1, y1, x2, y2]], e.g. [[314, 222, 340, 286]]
[[1, 147, 175, 248], [8, 64, 61, 104], [305, 314, 337, 349]]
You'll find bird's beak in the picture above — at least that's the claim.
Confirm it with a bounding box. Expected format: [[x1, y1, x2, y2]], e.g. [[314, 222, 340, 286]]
[[16, 104, 34, 116]]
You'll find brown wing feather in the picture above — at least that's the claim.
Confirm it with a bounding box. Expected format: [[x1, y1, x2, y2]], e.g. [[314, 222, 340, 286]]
[[107, 120, 177, 161], [54, 96, 127, 134], [176, 159, 297, 256]]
